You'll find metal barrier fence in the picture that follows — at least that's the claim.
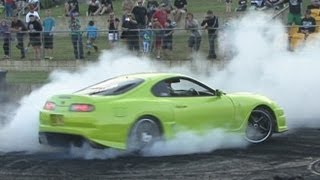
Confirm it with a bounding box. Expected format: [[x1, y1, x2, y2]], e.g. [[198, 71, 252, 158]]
[[0, 28, 221, 61], [1, 23, 319, 61]]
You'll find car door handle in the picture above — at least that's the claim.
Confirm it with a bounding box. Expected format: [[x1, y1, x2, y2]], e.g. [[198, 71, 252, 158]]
[[175, 105, 188, 108]]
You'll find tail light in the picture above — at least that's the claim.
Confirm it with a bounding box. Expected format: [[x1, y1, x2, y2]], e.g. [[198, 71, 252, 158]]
[[43, 101, 56, 111], [70, 104, 95, 112]]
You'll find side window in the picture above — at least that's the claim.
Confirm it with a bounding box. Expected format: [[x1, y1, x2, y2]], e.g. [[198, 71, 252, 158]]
[[152, 78, 214, 97], [171, 78, 213, 97]]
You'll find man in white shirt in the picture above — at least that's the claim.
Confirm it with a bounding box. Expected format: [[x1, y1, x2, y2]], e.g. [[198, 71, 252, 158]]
[[25, 5, 40, 23]]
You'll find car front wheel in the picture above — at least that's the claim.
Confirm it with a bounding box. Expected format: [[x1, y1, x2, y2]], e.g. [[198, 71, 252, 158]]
[[245, 108, 274, 143]]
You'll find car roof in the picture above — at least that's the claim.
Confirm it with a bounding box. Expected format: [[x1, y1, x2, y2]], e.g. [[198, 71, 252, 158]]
[[117, 72, 187, 81]]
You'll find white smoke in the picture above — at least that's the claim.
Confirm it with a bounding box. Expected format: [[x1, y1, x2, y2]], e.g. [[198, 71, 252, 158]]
[[0, 12, 319, 156]]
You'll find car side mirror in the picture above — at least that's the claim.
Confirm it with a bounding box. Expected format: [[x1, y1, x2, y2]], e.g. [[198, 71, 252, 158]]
[[215, 89, 224, 97]]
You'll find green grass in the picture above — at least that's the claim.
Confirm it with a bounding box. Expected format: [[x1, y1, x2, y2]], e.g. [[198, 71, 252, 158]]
[[6, 71, 49, 84]]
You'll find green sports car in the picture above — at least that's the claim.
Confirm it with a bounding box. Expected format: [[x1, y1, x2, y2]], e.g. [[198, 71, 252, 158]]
[[39, 73, 287, 150]]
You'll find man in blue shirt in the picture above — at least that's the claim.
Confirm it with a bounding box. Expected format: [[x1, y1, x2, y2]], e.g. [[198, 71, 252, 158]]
[[42, 9, 55, 60]]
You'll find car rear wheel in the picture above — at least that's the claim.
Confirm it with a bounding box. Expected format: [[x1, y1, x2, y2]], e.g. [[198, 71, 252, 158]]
[[127, 118, 161, 153], [245, 108, 274, 143]]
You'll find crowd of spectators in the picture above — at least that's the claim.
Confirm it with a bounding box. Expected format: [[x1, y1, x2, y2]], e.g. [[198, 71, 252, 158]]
[[1, 0, 319, 61]]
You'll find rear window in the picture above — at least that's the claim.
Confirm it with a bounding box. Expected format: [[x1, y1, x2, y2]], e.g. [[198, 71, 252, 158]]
[[76, 77, 144, 96]]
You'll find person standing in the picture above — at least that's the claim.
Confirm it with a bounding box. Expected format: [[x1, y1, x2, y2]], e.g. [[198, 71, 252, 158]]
[[4, 0, 15, 17], [201, 10, 218, 60], [85, 20, 98, 55], [69, 13, 84, 60], [107, 12, 120, 46], [132, 0, 148, 28], [185, 12, 201, 54], [0, 19, 11, 59], [11, 15, 27, 59], [27, 14, 42, 60], [152, 4, 168, 59], [42, 9, 55, 60], [283, 0, 303, 25], [122, 13, 139, 51]]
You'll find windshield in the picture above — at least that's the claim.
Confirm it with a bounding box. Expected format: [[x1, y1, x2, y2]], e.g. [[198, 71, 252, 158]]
[[76, 77, 144, 96]]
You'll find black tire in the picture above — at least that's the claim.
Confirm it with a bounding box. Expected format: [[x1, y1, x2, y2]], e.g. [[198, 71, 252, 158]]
[[127, 118, 161, 153], [245, 108, 274, 143]]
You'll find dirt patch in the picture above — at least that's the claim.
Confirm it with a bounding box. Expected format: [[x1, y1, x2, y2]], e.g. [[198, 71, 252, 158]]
[[0, 128, 319, 179]]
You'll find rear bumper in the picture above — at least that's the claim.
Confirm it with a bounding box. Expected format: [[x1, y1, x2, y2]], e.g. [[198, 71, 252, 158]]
[[39, 132, 93, 148]]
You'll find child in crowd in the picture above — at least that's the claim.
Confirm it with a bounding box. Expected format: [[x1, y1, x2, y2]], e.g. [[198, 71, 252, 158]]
[[85, 20, 98, 55], [142, 22, 153, 54]]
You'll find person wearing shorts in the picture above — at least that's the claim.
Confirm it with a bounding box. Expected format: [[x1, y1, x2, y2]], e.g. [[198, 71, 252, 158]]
[[42, 9, 55, 60], [107, 12, 120, 46], [27, 14, 42, 60], [185, 12, 201, 53]]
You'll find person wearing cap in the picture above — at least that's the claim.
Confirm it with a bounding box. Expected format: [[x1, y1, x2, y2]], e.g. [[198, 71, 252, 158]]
[[27, 14, 43, 60], [25, 4, 40, 23], [11, 15, 27, 59]]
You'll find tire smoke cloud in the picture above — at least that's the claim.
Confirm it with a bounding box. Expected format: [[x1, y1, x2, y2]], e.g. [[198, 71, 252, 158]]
[[0, 12, 319, 156]]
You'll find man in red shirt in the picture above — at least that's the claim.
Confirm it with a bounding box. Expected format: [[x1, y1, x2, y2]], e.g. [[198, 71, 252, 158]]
[[152, 4, 168, 59]]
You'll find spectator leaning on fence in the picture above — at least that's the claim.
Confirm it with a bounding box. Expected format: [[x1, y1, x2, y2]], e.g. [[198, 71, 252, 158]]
[[11, 15, 27, 59], [0, 19, 11, 59], [201, 10, 219, 60], [65, 0, 80, 16], [185, 12, 201, 55], [162, 19, 174, 56], [107, 12, 120, 46], [69, 13, 84, 60], [27, 14, 42, 60], [42, 9, 55, 60], [85, 20, 98, 55]]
